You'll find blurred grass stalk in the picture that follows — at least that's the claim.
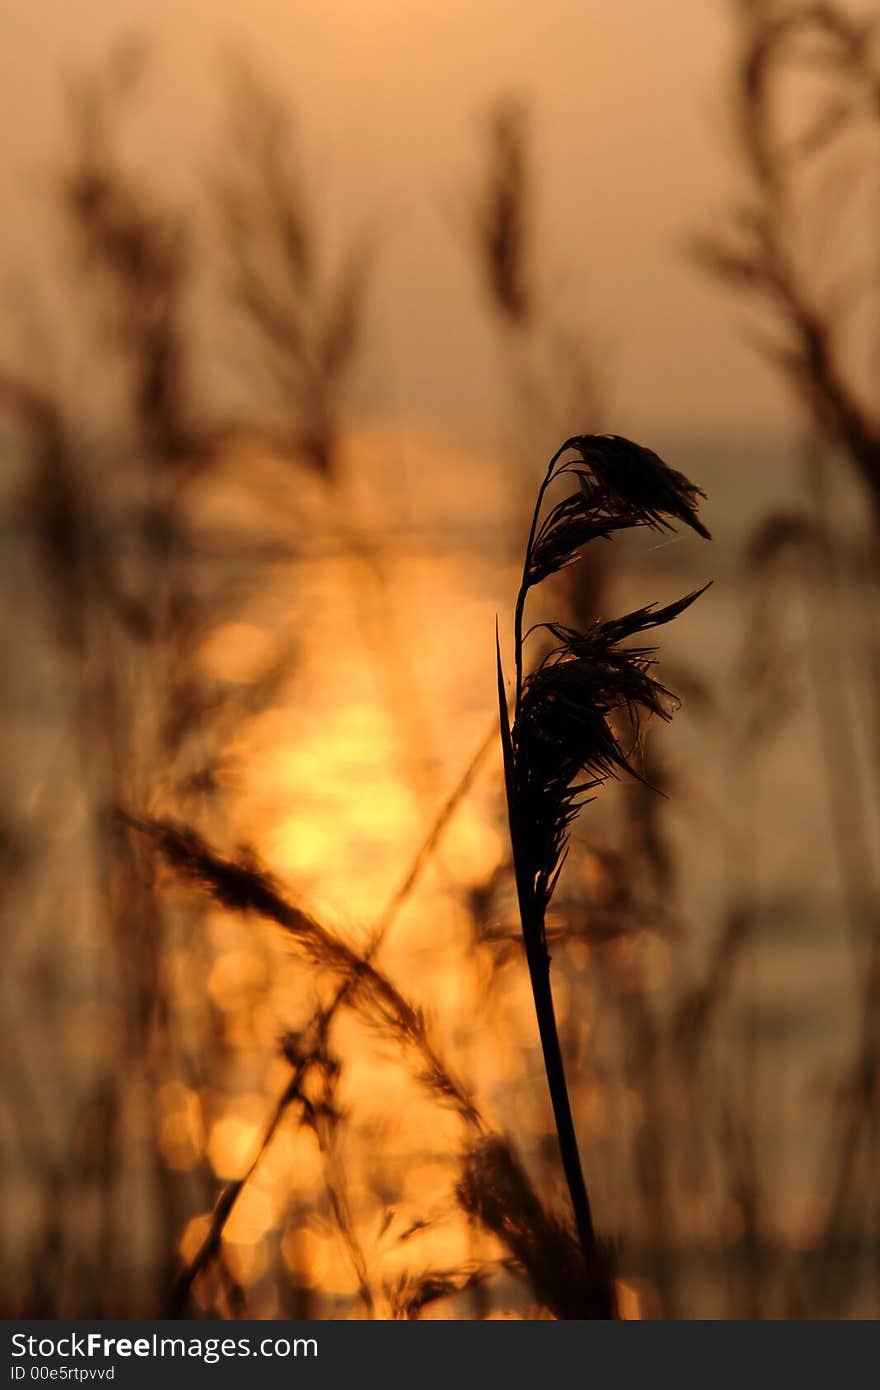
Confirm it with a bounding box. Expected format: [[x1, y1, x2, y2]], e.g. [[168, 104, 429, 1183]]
[[696, 0, 880, 1314]]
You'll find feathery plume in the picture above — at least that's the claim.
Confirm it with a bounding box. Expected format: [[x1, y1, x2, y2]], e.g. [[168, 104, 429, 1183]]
[[498, 433, 710, 1315]]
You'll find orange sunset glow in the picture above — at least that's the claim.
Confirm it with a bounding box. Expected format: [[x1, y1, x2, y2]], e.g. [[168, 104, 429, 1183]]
[[2, 0, 879, 1325]]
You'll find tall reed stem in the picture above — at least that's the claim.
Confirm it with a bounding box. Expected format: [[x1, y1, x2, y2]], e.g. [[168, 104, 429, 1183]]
[[521, 901, 598, 1254], [501, 433, 709, 1316], [508, 439, 601, 1271]]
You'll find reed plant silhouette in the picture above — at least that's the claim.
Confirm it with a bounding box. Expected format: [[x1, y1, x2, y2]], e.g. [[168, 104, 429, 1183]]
[[496, 433, 710, 1316]]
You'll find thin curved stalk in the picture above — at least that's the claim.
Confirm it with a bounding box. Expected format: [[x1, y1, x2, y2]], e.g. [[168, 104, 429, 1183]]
[[499, 433, 710, 1318]]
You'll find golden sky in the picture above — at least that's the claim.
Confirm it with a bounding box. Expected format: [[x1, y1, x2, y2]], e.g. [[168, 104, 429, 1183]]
[[1, 0, 800, 443]]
